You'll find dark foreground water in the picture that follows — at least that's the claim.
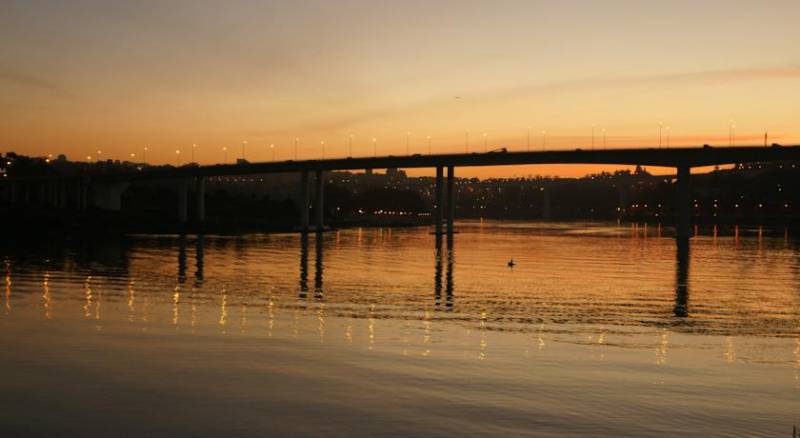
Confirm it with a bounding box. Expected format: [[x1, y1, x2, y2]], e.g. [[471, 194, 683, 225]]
[[1, 221, 798, 436]]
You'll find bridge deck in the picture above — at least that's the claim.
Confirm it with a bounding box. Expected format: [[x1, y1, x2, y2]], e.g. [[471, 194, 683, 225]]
[[5, 145, 800, 182]]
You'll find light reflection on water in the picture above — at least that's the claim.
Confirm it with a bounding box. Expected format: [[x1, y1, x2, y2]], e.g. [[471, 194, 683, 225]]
[[1, 221, 799, 436]]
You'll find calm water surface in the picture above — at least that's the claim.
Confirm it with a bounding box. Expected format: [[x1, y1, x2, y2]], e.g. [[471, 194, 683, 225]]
[[1, 221, 799, 436]]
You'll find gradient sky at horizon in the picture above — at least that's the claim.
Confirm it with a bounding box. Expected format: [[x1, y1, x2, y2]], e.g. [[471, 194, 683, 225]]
[[2, 0, 799, 177]]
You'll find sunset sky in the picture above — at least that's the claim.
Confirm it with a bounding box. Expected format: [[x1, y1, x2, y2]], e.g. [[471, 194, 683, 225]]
[[2, 0, 799, 177]]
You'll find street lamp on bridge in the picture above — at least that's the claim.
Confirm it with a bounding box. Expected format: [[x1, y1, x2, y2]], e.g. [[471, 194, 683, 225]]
[[527, 127, 531, 151], [665, 126, 671, 148], [349, 134, 354, 157]]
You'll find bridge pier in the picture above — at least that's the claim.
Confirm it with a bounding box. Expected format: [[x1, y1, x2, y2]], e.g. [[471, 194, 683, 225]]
[[194, 177, 205, 222], [176, 179, 188, 223], [315, 170, 324, 232], [299, 232, 309, 297], [675, 165, 691, 240], [435, 166, 444, 234], [300, 170, 310, 232], [674, 234, 690, 317], [446, 165, 455, 233]]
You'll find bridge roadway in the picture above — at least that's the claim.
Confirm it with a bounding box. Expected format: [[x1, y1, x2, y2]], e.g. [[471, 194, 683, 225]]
[[3, 145, 799, 238], [83, 144, 800, 182]]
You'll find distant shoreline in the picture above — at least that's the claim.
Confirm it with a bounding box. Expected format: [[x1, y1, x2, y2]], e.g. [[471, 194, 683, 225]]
[[1, 205, 797, 243]]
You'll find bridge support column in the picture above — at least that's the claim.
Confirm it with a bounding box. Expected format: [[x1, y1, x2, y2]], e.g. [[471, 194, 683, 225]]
[[300, 171, 311, 232], [315, 170, 324, 232], [674, 234, 690, 317], [194, 177, 205, 222], [435, 166, 444, 235], [675, 165, 691, 240], [177, 179, 189, 223], [446, 165, 455, 233], [299, 171, 310, 232]]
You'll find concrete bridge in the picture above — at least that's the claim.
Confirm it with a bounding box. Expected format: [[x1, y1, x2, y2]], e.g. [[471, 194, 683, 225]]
[[3, 145, 799, 239]]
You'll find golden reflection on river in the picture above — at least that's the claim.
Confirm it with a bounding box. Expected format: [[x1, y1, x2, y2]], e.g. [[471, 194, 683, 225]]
[[1, 221, 799, 436]]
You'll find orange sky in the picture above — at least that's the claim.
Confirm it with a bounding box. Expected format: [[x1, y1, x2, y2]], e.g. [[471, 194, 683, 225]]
[[1, 0, 799, 178]]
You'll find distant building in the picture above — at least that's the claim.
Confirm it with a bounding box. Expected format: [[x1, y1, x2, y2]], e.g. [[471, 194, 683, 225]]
[[386, 167, 406, 179]]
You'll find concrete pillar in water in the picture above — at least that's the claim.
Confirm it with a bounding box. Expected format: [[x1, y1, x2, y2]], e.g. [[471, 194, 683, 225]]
[[177, 179, 188, 223], [300, 170, 310, 232], [434, 232, 443, 306], [299, 232, 309, 297], [674, 235, 690, 317], [194, 177, 206, 222], [434, 166, 444, 235], [315, 170, 324, 232], [675, 165, 691, 240], [446, 165, 455, 233]]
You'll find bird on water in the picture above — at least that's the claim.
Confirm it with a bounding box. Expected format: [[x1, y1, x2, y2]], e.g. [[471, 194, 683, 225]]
[[508, 258, 515, 268]]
